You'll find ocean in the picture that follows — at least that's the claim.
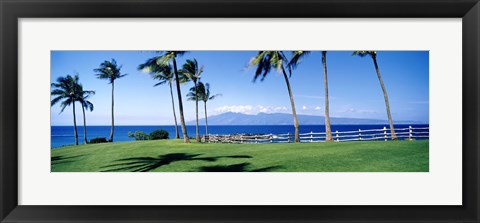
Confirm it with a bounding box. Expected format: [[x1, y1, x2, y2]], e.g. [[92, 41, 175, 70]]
[[51, 124, 429, 148]]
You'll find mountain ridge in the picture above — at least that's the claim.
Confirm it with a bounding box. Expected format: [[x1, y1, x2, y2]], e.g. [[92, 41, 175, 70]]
[[186, 112, 423, 125]]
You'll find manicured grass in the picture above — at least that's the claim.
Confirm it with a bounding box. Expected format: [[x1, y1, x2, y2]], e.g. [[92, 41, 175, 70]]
[[51, 140, 429, 172]]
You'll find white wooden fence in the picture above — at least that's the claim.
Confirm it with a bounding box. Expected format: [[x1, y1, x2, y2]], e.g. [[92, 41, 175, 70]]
[[204, 126, 429, 143]]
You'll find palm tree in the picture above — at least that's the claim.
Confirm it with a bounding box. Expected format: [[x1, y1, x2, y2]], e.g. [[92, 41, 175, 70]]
[[77, 84, 95, 144], [180, 59, 203, 143], [353, 51, 397, 140], [196, 82, 221, 137], [94, 59, 127, 142], [51, 74, 81, 145], [154, 51, 190, 143], [138, 59, 187, 139], [289, 51, 333, 141], [248, 51, 300, 142]]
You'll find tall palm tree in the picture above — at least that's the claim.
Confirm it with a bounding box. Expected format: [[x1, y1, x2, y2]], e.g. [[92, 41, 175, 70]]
[[51, 74, 81, 145], [289, 51, 333, 141], [94, 59, 127, 142], [77, 84, 95, 144], [249, 51, 300, 142], [196, 82, 221, 136], [154, 51, 190, 143], [138, 59, 187, 139], [180, 59, 203, 143], [353, 51, 397, 140]]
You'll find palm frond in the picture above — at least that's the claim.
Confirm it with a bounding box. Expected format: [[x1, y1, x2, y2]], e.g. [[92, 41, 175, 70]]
[[181, 59, 203, 82], [288, 51, 310, 72], [186, 82, 204, 101], [248, 51, 267, 67], [172, 51, 187, 57], [156, 54, 173, 66], [51, 95, 64, 107], [50, 89, 67, 96], [137, 57, 158, 72], [94, 59, 127, 84], [60, 98, 73, 113], [153, 80, 168, 87], [84, 101, 94, 112], [196, 82, 221, 102], [250, 51, 291, 82], [208, 94, 222, 100], [353, 51, 374, 57], [186, 91, 198, 101], [51, 74, 81, 111]]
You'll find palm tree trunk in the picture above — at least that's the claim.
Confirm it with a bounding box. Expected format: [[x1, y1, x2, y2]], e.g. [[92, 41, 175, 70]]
[[169, 81, 180, 139], [372, 56, 397, 140], [194, 81, 200, 142], [322, 51, 333, 141], [204, 101, 209, 136], [109, 80, 115, 142], [82, 105, 88, 144], [173, 57, 190, 143], [72, 101, 78, 145], [281, 66, 300, 142]]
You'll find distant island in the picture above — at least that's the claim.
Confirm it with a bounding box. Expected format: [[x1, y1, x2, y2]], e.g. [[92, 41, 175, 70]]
[[186, 112, 424, 125]]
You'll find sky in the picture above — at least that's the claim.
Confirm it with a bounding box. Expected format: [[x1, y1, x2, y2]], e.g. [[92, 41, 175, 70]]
[[51, 51, 429, 125]]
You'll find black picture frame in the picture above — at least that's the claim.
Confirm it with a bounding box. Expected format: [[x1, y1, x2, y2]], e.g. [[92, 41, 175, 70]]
[[1, 0, 479, 222]]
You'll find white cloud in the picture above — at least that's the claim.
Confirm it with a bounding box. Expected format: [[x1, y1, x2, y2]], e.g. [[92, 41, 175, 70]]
[[274, 106, 288, 112], [302, 105, 307, 110], [214, 105, 254, 114], [213, 105, 288, 115], [315, 106, 321, 110], [337, 106, 378, 115]]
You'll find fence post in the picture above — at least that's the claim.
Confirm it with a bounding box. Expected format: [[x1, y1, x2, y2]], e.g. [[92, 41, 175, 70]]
[[310, 131, 313, 142], [288, 132, 291, 143], [409, 126, 413, 140], [383, 126, 387, 141], [335, 130, 339, 142], [359, 129, 362, 141]]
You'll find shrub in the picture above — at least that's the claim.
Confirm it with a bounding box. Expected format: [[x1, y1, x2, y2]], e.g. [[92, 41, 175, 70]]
[[149, 129, 169, 140], [89, 137, 108, 144], [128, 131, 150, 140]]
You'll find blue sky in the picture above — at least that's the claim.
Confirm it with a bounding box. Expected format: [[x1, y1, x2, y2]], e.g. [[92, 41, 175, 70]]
[[51, 51, 429, 125]]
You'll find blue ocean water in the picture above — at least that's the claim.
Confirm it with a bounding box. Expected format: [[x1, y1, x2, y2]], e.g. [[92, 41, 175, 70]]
[[51, 124, 429, 148]]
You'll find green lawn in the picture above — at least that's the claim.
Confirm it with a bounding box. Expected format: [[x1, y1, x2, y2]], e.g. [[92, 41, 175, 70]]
[[51, 140, 429, 172]]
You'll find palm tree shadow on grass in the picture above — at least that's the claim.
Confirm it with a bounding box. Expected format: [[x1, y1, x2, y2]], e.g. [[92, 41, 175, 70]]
[[51, 155, 85, 165], [101, 153, 253, 172], [199, 162, 283, 172]]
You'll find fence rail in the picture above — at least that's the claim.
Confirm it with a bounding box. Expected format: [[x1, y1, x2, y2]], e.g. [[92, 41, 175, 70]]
[[204, 126, 429, 144]]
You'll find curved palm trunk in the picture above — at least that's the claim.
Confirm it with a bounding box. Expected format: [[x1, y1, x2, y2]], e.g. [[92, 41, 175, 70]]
[[322, 51, 333, 141], [169, 81, 180, 139], [82, 105, 88, 144], [109, 80, 115, 142], [204, 101, 209, 136], [194, 81, 200, 142], [173, 57, 190, 143], [372, 56, 397, 140], [72, 101, 79, 145], [281, 67, 300, 143]]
